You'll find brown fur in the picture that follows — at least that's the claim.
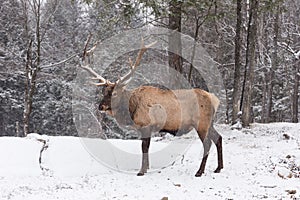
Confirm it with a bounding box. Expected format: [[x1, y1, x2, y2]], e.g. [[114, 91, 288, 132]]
[[99, 85, 223, 177], [129, 86, 218, 140]]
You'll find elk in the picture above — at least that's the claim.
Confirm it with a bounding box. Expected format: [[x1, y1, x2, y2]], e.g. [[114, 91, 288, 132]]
[[80, 39, 223, 177]]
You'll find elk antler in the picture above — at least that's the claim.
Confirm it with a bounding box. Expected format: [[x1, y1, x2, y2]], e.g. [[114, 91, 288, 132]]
[[79, 35, 112, 86], [80, 64, 112, 86], [117, 38, 157, 86], [79, 36, 156, 87]]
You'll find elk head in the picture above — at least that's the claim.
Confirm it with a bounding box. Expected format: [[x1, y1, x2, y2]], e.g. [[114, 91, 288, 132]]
[[79, 38, 156, 117]]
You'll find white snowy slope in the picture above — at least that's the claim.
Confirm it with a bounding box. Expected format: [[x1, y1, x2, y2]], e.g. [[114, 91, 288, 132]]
[[0, 123, 299, 200]]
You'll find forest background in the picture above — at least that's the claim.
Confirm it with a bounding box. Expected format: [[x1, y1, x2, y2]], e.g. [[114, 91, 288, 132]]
[[0, 0, 299, 137]]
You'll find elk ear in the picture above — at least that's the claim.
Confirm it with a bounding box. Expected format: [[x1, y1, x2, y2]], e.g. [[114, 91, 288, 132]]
[[116, 82, 128, 92]]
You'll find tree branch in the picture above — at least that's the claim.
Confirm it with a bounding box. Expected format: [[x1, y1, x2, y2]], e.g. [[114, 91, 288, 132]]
[[278, 42, 299, 59], [40, 54, 78, 69]]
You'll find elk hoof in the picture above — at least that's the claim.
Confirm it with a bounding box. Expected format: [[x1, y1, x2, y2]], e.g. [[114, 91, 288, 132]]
[[195, 171, 204, 177], [137, 172, 145, 176], [214, 167, 222, 173]]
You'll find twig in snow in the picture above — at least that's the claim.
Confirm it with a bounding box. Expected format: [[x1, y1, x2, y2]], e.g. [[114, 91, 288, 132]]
[[181, 154, 185, 164], [37, 138, 49, 172]]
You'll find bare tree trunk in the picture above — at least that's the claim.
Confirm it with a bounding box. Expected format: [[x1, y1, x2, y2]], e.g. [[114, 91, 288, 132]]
[[265, 70, 274, 122], [265, 5, 280, 123], [260, 12, 269, 123], [292, 64, 299, 123], [188, 1, 214, 83], [23, 40, 33, 137], [232, 0, 243, 124], [188, 16, 200, 83], [241, 0, 259, 127], [168, 0, 183, 88], [22, 0, 42, 137], [23, 49, 39, 137], [261, 73, 267, 123]]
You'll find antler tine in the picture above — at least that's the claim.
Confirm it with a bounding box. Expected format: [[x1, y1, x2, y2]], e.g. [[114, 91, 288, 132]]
[[145, 40, 157, 49], [86, 40, 99, 56], [79, 35, 110, 86], [132, 39, 157, 69], [80, 64, 108, 86], [118, 38, 157, 86], [128, 57, 133, 68]]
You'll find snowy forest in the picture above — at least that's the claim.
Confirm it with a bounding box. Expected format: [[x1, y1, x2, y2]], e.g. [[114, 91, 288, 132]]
[[0, 0, 299, 137], [1, 1, 300, 199]]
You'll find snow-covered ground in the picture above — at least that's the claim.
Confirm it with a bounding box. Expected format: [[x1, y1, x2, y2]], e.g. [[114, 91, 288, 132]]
[[0, 123, 299, 200]]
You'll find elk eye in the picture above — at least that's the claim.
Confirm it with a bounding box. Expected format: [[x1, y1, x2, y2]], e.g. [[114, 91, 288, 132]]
[[112, 92, 117, 97]]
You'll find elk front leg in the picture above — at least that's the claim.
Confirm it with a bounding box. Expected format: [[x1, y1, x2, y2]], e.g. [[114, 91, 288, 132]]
[[137, 137, 151, 176]]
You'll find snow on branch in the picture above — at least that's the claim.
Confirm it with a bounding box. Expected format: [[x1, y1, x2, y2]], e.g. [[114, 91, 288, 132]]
[[278, 42, 299, 59]]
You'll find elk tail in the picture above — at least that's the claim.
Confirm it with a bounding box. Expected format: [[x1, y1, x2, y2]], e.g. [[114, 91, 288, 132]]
[[210, 93, 220, 117]]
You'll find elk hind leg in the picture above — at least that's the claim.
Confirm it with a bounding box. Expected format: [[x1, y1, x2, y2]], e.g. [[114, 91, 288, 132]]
[[208, 126, 223, 173], [195, 130, 212, 177]]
